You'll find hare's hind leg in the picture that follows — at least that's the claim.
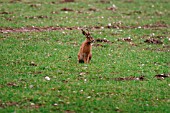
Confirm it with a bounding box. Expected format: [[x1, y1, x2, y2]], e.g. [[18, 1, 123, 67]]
[[78, 54, 84, 63]]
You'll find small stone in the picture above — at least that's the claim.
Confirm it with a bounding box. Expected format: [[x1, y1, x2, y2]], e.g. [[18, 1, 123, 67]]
[[45, 76, 50, 81]]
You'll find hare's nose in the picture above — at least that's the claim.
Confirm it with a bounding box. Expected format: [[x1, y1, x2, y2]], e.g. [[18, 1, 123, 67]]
[[92, 39, 95, 43]]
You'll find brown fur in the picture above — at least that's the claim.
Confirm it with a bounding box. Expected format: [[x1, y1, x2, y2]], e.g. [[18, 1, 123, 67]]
[[78, 29, 94, 63]]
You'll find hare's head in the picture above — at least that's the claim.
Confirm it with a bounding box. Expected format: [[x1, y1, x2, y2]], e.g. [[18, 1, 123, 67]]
[[81, 29, 94, 43]]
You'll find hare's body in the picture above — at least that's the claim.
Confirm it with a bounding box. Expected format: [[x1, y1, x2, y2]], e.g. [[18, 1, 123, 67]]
[[78, 41, 92, 63], [78, 30, 94, 63]]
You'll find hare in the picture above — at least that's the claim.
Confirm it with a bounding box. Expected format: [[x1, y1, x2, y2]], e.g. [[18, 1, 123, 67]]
[[78, 29, 94, 63]]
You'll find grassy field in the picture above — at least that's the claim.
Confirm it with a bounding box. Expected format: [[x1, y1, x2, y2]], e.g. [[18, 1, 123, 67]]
[[0, 0, 170, 113]]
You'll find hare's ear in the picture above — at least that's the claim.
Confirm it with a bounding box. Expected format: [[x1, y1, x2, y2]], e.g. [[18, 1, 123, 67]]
[[86, 29, 90, 35], [81, 29, 86, 36]]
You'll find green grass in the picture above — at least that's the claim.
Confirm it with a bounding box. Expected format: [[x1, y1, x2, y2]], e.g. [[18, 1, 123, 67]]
[[0, 0, 170, 113]]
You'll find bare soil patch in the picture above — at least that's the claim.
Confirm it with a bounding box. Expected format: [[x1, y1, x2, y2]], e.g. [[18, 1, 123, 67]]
[[7, 82, 18, 87], [0, 21, 168, 33], [61, 8, 74, 11], [0, 11, 13, 14], [118, 37, 132, 42], [0, 26, 75, 33], [25, 15, 49, 19], [61, 0, 75, 3], [114, 76, 145, 81], [93, 38, 112, 47], [96, 0, 111, 4], [144, 38, 163, 44], [88, 8, 99, 12], [95, 38, 112, 43], [142, 21, 168, 29], [155, 73, 170, 80], [106, 21, 168, 29]]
